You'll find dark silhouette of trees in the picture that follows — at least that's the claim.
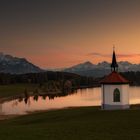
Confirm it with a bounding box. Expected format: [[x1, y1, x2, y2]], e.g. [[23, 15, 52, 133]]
[[0, 71, 98, 88], [0, 71, 139, 87]]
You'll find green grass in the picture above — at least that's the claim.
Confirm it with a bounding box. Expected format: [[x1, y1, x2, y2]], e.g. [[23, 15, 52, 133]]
[[0, 106, 140, 140], [0, 84, 38, 98]]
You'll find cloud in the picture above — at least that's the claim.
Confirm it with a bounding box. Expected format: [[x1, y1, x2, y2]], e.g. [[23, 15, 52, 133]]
[[89, 52, 140, 58], [89, 53, 110, 57], [117, 54, 140, 58]]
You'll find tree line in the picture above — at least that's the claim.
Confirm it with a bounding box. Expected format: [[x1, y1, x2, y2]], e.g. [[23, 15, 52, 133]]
[[0, 71, 99, 88], [0, 71, 139, 87]]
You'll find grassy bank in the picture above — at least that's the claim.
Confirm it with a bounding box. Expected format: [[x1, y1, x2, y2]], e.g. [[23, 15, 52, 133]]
[[0, 106, 140, 140], [0, 84, 38, 98]]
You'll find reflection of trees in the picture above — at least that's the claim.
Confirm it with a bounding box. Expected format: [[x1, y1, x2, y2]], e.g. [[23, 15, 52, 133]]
[[48, 95, 55, 100], [24, 97, 31, 106], [24, 98, 28, 104], [21, 80, 77, 104], [33, 95, 39, 101], [21, 88, 76, 104], [42, 95, 46, 100], [24, 88, 30, 104], [18, 97, 23, 102]]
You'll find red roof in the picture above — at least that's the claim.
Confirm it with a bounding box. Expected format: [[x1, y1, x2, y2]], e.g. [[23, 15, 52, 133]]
[[100, 71, 129, 84]]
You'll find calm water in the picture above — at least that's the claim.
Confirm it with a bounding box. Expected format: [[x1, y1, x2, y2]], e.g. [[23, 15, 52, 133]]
[[1, 87, 140, 115]]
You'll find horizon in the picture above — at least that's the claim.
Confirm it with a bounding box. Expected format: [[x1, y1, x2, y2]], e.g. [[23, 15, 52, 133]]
[[1, 0, 140, 68], [1, 51, 140, 69], [47, 60, 140, 70]]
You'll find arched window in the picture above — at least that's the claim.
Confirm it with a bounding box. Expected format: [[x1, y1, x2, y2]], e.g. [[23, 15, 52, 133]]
[[113, 88, 120, 102]]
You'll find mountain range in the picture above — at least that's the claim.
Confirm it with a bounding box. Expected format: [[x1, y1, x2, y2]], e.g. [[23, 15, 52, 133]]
[[0, 53, 43, 74], [1, 52, 140, 77], [64, 61, 140, 77]]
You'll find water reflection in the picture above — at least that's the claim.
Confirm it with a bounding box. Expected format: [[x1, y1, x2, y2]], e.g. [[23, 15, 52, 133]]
[[23, 88, 77, 105], [1, 87, 140, 115], [0, 88, 101, 115]]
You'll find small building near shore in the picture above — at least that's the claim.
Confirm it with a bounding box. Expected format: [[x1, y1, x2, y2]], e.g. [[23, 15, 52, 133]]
[[100, 49, 130, 110]]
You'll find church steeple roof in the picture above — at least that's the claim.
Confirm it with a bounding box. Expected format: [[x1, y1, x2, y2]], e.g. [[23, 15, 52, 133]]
[[100, 47, 129, 84], [111, 47, 118, 71]]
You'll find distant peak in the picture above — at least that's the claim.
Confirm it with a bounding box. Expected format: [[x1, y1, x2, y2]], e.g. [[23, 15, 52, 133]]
[[119, 61, 132, 65], [83, 61, 93, 65], [99, 61, 109, 64], [98, 61, 110, 66], [0, 52, 27, 60], [0, 52, 43, 74]]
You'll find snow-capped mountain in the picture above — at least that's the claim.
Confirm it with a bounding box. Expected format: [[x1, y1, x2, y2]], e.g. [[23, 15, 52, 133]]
[[64, 61, 140, 77], [65, 61, 96, 72], [0, 53, 43, 74]]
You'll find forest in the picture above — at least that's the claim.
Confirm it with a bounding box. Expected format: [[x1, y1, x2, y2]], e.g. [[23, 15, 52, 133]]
[[0, 71, 139, 87]]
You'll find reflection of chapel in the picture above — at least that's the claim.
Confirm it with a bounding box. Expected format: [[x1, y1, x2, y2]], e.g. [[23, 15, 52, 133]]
[[100, 49, 130, 110]]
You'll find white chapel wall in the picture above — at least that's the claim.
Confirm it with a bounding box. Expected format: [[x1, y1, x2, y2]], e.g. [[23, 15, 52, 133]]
[[102, 84, 129, 105]]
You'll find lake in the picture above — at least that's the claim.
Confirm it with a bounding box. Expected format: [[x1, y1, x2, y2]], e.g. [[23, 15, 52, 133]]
[[1, 86, 140, 115]]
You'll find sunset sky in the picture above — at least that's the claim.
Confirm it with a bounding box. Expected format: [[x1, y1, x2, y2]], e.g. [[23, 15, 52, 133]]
[[1, 0, 140, 68]]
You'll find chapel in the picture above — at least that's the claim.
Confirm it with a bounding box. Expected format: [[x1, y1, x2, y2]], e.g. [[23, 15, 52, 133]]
[[100, 49, 130, 110]]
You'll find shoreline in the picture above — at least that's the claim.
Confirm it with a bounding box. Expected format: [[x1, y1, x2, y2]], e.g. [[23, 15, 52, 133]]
[[0, 84, 138, 104], [0, 86, 99, 104], [1, 104, 140, 120]]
